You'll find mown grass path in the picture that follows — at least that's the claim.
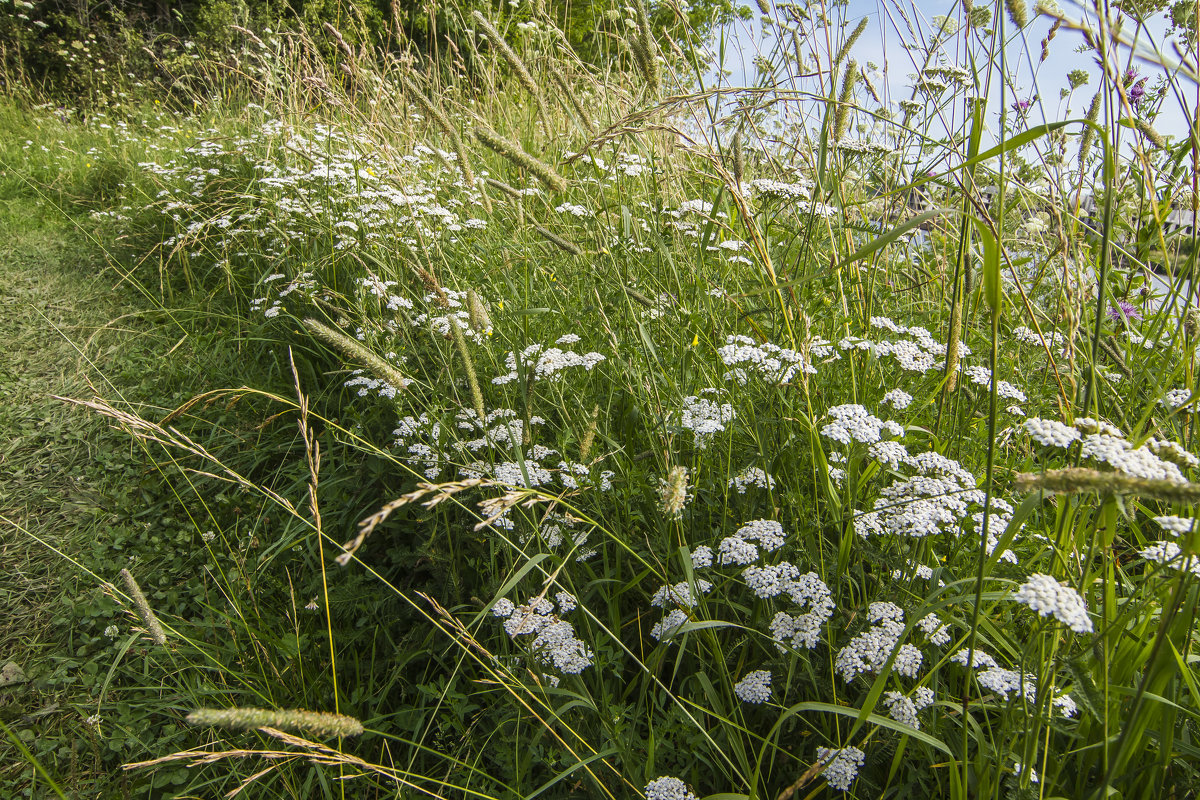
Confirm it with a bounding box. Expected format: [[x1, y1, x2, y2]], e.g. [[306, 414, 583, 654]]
[[0, 193, 186, 795]]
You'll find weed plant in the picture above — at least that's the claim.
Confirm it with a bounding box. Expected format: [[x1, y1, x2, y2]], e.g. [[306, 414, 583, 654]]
[[5, 0, 1200, 798]]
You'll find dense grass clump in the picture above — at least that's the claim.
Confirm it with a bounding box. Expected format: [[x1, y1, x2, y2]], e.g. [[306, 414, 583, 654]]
[[4, 1, 1200, 798]]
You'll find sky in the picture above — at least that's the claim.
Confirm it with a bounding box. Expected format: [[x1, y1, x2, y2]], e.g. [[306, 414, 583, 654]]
[[714, 0, 1196, 143]]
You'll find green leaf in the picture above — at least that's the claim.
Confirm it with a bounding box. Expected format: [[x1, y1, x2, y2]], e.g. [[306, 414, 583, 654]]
[[771, 701, 954, 756], [972, 216, 1002, 317], [835, 208, 948, 272]]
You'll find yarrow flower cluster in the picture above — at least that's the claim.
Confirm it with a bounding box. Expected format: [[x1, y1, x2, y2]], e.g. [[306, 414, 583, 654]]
[[816, 745, 866, 791], [1023, 417, 1081, 448], [1141, 541, 1200, 576], [1013, 325, 1067, 353], [718, 519, 786, 566], [883, 686, 935, 728], [834, 602, 923, 681], [821, 404, 904, 446], [765, 570, 836, 650], [411, 288, 490, 342], [749, 177, 812, 200], [1161, 388, 1192, 409], [962, 365, 1027, 402], [650, 579, 713, 609], [840, 319, 957, 374], [853, 451, 1012, 554], [1078, 432, 1186, 482], [644, 776, 698, 800], [492, 342, 605, 384], [491, 593, 594, 677], [728, 466, 776, 493], [1153, 515, 1197, 536], [951, 646, 1078, 716], [733, 669, 773, 703], [1012, 574, 1093, 633], [717, 334, 815, 384], [882, 388, 913, 409], [676, 391, 736, 448]]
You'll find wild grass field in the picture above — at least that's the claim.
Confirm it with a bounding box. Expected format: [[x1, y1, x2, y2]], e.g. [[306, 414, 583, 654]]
[[2, 0, 1200, 798]]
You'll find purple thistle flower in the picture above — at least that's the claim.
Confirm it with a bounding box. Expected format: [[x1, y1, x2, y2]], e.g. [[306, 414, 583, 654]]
[[1129, 79, 1146, 108], [1109, 300, 1142, 323]]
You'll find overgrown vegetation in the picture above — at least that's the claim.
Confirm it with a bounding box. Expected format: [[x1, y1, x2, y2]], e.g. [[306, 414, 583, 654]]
[[4, 0, 1200, 798]]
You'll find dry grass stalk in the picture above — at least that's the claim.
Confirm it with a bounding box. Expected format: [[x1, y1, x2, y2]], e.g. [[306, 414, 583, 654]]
[[337, 479, 490, 566]]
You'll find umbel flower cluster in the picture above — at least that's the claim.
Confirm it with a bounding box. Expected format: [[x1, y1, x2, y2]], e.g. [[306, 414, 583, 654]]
[[491, 593, 593, 682], [1013, 573, 1093, 633]]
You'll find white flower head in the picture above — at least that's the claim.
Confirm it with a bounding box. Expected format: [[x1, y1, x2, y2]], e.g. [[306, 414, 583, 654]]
[[733, 669, 772, 704], [817, 745, 866, 791], [645, 776, 698, 800], [1013, 573, 1093, 633]]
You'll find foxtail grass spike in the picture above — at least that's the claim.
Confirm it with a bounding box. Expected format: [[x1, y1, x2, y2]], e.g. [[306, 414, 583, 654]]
[[1135, 118, 1166, 149], [303, 318, 409, 393], [1006, 0, 1029, 28], [119, 568, 167, 645], [1016, 468, 1200, 503], [834, 18, 868, 67], [399, 75, 475, 188], [186, 707, 364, 738], [549, 65, 595, 134], [471, 11, 550, 123], [756, 0, 771, 14], [579, 404, 601, 461], [732, 131, 745, 185], [473, 124, 566, 192], [1078, 91, 1102, 168], [632, 1, 661, 94], [484, 176, 523, 198], [834, 60, 858, 141], [535, 225, 582, 255], [467, 289, 492, 333], [450, 320, 487, 424]]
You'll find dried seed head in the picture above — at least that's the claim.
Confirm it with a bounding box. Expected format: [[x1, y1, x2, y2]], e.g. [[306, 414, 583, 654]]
[[467, 289, 492, 333], [661, 466, 690, 518], [1006, 0, 1029, 28]]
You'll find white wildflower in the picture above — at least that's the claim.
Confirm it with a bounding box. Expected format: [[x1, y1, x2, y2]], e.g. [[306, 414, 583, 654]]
[[817, 746, 866, 791], [734, 669, 773, 704], [1013, 573, 1093, 633]]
